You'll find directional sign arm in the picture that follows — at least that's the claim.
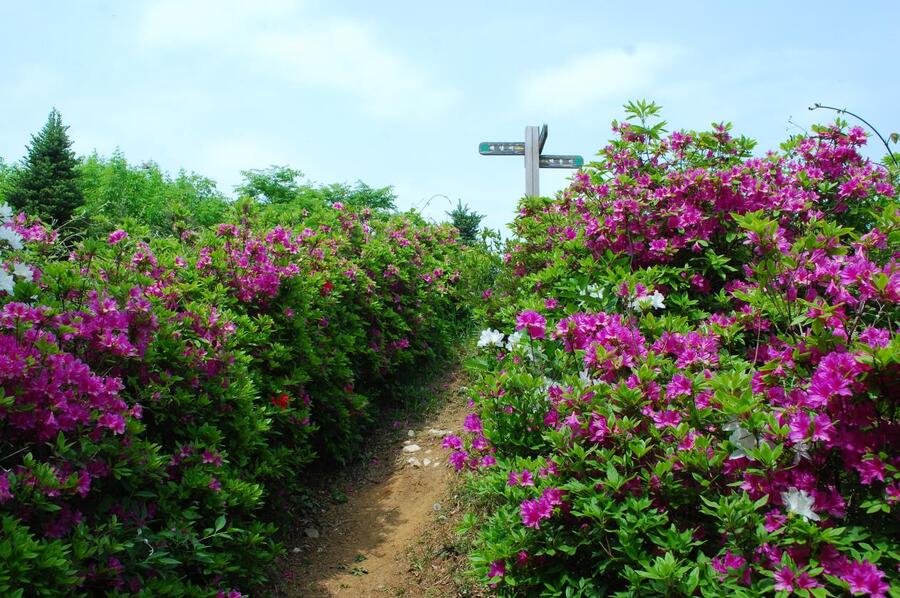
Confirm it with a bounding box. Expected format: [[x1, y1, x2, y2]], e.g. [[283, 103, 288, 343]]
[[539, 155, 584, 169], [479, 142, 525, 156]]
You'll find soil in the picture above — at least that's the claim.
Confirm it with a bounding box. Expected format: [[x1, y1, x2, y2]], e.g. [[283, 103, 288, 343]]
[[273, 367, 484, 597]]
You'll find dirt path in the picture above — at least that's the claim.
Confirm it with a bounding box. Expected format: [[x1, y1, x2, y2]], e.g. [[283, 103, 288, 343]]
[[275, 368, 475, 597]]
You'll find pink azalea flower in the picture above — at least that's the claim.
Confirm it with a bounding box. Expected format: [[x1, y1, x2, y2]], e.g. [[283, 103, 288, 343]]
[[202, 451, 223, 467], [463, 413, 483, 433], [588, 415, 609, 442], [107, 229, 128, 245], [666, 374, 693, 398], [541, 488, 564, 506], [773, 567, 797, 592], [764, 509, 786, 532], [488, 559, 505, 578], [515, 310, 547, 340], [856, 457, 886, 485], [520, 498, 545, 529], [448, 451, 468, 472], [842, 560, 889, 598], [0, 472, 12, 503], [442, 435, 463, 450], [794, 572, 821, 590], [650, 409, 682, 429], [885, 483, 900, 504]]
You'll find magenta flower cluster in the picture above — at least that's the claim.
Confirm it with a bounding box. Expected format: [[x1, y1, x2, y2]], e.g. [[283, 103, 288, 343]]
[[1, 203, 473, 594], [458, 112, 899, 594]]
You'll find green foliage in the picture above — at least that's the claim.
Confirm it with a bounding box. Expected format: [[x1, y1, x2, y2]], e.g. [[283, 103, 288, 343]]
[[319, 181, 396, 212], [446, 199, 485, 244], [0, 159, 16, 203], [0, 516, 81, 596], [235, 165, 306, 205], [236, 165, 397, 217], [5, 109, 84, 228], [78, 152, 229, 237]]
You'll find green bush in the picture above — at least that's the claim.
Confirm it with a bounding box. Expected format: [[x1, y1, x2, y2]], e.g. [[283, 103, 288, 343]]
[[453, 104, 899, 596], [0, 199, 492, 595]]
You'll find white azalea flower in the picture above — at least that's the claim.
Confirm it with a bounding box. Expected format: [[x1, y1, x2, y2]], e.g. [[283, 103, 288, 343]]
[[0, 226, 23, 250], [579, 369, 601, 387], [792, 440, 811, 464], [12, 262, 33, 282], [505, 330, 523, 351], [584, 284, 604, 300], [0, 270, 14, 295], [630, 290, 666, 311], [0, 203, 12, 223], [477, 328, 504, 348], [781, 487, 820, 521], [723, 420, 757, 460]]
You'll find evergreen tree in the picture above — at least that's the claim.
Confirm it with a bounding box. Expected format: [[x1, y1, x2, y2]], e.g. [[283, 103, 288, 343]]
[[446, 199, 484, 244], [7, 109, 84, 225]]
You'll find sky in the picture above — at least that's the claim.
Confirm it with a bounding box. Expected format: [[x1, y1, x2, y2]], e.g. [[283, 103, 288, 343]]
[[1, 1, 898, 232]]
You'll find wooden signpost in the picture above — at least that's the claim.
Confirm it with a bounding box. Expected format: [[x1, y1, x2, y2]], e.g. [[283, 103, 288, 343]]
[[479, 124, 584, 197]]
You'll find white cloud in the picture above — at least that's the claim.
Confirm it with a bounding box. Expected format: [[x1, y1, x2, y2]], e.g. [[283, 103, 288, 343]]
[[137, 2, 458, 120], [519, 45, 682, 114], [253, 22, 459, 119]]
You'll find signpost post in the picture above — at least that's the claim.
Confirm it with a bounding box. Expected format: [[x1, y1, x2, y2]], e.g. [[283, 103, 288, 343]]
[[479, 124, 584, 197]]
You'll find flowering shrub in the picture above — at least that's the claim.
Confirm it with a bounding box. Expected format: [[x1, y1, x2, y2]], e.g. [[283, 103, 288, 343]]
[[0, 202, 483, 594], [455, 103, 899, 596]]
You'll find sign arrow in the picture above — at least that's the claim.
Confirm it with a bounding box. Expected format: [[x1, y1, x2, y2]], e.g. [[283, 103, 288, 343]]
[[479, 142, 525, 156], [539, 154, 584, 169]]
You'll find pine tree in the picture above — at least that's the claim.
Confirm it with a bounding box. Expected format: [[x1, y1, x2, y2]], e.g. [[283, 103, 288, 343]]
[[446, 199, 484, 244], [7, 109, 84, 225]]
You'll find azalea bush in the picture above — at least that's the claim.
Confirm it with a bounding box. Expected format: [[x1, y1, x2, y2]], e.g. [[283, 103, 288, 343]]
[[454, 102, 899, 596], [0, 200, 485, 595]]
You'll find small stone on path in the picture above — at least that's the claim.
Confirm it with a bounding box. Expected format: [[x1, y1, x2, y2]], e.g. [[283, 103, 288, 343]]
[[304, 527, 320, 539], [428, 428, 454, 437], [402, 444, 421, 453], [407, 430, 415, 437]]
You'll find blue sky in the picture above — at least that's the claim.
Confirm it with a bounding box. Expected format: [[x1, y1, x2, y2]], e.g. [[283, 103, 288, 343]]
[[2, 1, 898, 231]]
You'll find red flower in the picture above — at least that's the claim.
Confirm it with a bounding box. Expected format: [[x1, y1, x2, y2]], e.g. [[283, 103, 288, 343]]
[[271, 394, 290, 410], [321, 281, 334, 296]]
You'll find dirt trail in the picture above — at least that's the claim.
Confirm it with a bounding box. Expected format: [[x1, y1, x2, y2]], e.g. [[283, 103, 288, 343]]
[[277, 369, 472, 597]]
